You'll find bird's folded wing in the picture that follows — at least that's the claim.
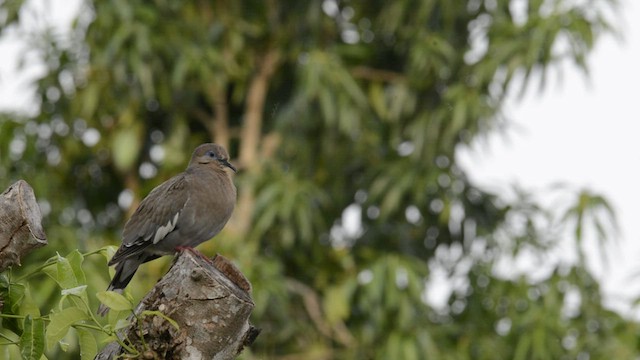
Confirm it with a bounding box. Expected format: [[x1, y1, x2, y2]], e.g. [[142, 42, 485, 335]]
[[108, 174, 190, 265]]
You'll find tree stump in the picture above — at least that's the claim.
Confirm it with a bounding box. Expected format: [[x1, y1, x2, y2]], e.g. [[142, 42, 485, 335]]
[[0, 180, 47, 272], [96, 251, 260, 359]]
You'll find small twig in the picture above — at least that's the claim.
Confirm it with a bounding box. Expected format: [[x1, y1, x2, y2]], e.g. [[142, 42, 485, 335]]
[[285, 279, 355, 347], [16, 256, 58, 281], [350, 66, 406, 83], [72, 323, 108, 333]]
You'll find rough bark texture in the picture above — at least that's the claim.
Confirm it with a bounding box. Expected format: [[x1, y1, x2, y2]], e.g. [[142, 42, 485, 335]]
[[95, 251, 259, 360], [0, 180, 47, 272]]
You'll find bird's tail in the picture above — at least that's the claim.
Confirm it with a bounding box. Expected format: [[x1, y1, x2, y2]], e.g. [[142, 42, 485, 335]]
[[97, 259, 139, 316]]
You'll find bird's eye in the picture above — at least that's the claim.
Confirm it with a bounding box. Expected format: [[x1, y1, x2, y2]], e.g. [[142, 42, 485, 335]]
[[206, 151, 217, 159]]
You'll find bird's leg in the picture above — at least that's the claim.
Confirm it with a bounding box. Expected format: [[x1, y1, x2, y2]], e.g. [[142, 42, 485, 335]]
[[175, 246, 214, 264]]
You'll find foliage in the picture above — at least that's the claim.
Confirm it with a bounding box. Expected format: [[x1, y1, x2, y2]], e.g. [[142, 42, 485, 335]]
[[0, 249, 143, 360], [1, 0, 636, 359]]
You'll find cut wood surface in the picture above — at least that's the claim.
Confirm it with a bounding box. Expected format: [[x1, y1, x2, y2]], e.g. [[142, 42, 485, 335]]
[[0, 180, 47, 272]]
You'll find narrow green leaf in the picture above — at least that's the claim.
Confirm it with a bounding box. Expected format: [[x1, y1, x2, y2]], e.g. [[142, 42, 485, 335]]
[[323, 285, 350, 324], [403, 338, 419, 360], [114, 319, 131, 331], [369, 82, 387, 119], [111, 123, 143, 172], [319, 90, 336, 123], [448, 98, 466, 146], [7, 283, 26, 315], [513, 331, 531, 360], [77, 328, 97, 360], [99, 246, 117, 267], [96, 291, 133, 312], [385, 332, 402, 359], [45, 307, 89, 351], [0, 329, 20, 359], [41, 265, 58, 288], [20, 315, 45, 360], [55, 253, 77, 289], [60, 285, 88, 297], [295, 200, 313, 241], [9, 284, 40, 319], [140, 310, 180, 330], [80, 83, 100, 119], [58, 340, 69, 352], [67, 250, 87, 285]]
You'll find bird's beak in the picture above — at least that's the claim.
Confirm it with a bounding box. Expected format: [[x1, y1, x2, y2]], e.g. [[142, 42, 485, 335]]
[[223, 160, 237, 173]]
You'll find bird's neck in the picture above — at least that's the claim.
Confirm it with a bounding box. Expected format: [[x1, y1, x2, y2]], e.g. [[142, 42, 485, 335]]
[[188, 165, 224, 177]]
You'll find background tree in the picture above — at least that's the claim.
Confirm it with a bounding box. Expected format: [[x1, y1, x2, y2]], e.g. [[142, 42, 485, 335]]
[[1, 0, 635, 359]]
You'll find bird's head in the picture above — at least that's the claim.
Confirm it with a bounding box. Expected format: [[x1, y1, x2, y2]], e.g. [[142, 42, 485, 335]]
[[190, 143, 237, 173]]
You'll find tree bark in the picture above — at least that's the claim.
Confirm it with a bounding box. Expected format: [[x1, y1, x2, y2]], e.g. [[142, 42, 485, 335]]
[[239, 49, 280, 170], [209, 84, 230, 151], [232, 49, 281, 237], [95, 251, 259, 360], [0, 180, 47, 272]]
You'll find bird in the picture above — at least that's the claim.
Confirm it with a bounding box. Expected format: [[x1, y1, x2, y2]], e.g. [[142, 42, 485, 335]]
[[98, 143, 237, 315]]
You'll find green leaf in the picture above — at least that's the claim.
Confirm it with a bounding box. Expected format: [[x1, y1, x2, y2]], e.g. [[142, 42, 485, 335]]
[[111, 122, 143, 172], [79, 83, 100, 119], [61, 285, 88, 297], [369, 82, 387, 119], [42, 254, 77, 289], [140, 310, 180, 330], [114, 319, 131, 331], [66, 250, 87, 285], [0, 273, 9, 288], [100, 246, 117, 261], [7, 283, 26, 314], [42, 253, 89, 308], [402, 338, 419, 360], [323, 285, 350, 325], [52, 253, 77, 289], [8, 284, 40, 319], [0, 329, 20, 359], [513, 328, 531, 360], [385, 332, 402, 359], [96, 291, 133, 312], [20, 315, 45, 360], [45, 307, 89, 351], [58, 340, 69, 352], [77, 328, 98, 360]]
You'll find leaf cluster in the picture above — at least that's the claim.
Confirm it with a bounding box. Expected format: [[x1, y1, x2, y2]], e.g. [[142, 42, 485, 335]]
[[1, 0, 633, 358]]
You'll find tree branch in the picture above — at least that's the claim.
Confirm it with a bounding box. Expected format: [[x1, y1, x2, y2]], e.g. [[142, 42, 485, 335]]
[[0, 180, 47, 272], [208, 84, 230, 150], [194, 85, 231, 150], [239, 49, 280, 169], [232, 49, 281, 236], [96, 251, 259, 359], [350, 66, 406, 83], [285, 279, 355, 347]]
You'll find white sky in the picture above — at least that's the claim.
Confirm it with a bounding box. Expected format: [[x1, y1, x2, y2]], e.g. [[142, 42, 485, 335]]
[[0, 0, 82, 111], [1, 0, 639, 315], [459, 0, 640, 315]]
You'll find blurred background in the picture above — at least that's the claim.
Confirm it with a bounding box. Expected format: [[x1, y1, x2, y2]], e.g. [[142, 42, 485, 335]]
[[1, 0, 638, 358]]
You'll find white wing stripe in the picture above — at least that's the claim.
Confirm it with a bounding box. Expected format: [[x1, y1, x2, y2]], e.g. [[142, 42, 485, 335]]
[[153, 212, 180, 244]]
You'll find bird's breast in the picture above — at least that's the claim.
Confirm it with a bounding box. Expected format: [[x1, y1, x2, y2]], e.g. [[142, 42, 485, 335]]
[[181, 169, 236, 241]]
